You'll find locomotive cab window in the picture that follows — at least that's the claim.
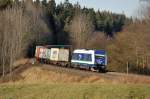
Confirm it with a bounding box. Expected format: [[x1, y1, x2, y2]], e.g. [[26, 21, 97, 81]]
[[95, 55, 105, 65], [95, 55, 105, 59], [72, 53, 92, 62]]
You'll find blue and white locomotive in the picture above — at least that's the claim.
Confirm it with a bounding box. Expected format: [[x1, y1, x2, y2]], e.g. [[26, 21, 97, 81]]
[[35, 46, 107, 72], [71, 49, 107, 72]]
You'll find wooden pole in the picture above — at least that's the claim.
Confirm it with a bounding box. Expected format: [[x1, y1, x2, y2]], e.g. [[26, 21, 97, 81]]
[[127, 61, 129, 75], [142, 56, 145, 74]]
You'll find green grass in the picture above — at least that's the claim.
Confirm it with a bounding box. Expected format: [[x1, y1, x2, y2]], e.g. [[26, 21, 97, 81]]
[[0, 83, 150, 99]]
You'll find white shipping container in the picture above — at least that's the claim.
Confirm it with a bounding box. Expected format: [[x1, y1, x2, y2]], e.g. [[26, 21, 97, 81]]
[[39, 48, 43, 58], [50, 48, 59, 61], [46, 49, 51, 59], [39, 47, 47, 59], [42, 48, 47, 59], [58, 49, 69, 62]]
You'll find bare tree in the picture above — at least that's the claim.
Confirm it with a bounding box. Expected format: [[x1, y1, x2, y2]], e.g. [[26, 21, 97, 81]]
[[0, 6, 28, 77], [0, 0, 52, 77], [69, 12, 94, 48], [87, 32, 108, 50]]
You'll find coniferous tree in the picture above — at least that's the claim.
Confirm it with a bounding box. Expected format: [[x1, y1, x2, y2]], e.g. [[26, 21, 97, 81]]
[[42, 0, 47, 7], [0, 0, 12, 9], [47, 0, 56, 15], [35, 0, 40, 7]]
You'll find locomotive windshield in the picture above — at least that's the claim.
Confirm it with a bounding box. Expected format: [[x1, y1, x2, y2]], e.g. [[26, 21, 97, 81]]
[[95, 55, 106, 65], [72, 53, 92, 62]]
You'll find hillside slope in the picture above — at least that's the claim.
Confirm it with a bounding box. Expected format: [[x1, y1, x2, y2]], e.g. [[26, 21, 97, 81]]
[[1, 64, 150, 84]]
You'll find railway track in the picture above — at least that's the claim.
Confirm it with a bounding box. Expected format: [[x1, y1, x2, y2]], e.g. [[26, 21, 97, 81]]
[[40, 64, 124, 80]]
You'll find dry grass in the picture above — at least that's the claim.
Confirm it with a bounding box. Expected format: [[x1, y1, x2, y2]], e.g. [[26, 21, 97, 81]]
[[13, 58, 30, 67], [10, 66, 107, 84], [1, 64, 150, 85], [117, 75, 150, 84]]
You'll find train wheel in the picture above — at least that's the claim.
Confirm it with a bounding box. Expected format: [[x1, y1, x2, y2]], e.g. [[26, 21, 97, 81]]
[[98, 68, 106, 73]]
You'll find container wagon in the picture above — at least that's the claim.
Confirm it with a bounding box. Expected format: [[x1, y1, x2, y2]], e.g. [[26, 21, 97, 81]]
[[35, 45, 71, 66]]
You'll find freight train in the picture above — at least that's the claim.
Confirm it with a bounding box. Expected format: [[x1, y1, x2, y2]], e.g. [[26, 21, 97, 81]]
[[35, 45, 107, 72]]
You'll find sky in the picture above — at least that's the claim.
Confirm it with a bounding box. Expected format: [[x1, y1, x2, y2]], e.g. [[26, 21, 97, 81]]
[[55, 0, 147, 17]]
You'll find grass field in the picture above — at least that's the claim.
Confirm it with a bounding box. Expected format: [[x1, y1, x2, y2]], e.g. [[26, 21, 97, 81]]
[[0, 83, 150, 99]]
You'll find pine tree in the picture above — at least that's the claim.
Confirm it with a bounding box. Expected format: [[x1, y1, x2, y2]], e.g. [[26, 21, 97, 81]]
[[42, 0, 47, 7], [0, 0, 12, 9], [35, 0, 40, 6], [47, 0, 56, 14]]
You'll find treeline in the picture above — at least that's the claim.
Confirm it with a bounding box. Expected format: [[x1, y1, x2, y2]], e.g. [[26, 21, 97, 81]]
[[39, 0, 129, 37], [0, 0, 129, 53], [1, 0, 150, 76]]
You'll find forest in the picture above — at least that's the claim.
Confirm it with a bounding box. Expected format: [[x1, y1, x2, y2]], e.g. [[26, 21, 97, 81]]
[[0, 0, 150, 76]]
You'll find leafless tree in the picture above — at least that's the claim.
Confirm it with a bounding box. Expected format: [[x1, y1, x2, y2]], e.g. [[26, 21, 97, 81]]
[[69, 12, 94, 48], [0, 6, 28, 77], [0, 0, 52, 77], [87, 32, 108, 50]]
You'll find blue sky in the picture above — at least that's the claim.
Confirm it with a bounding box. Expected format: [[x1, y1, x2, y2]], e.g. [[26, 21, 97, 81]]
[[55, 0, 147, 17]]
